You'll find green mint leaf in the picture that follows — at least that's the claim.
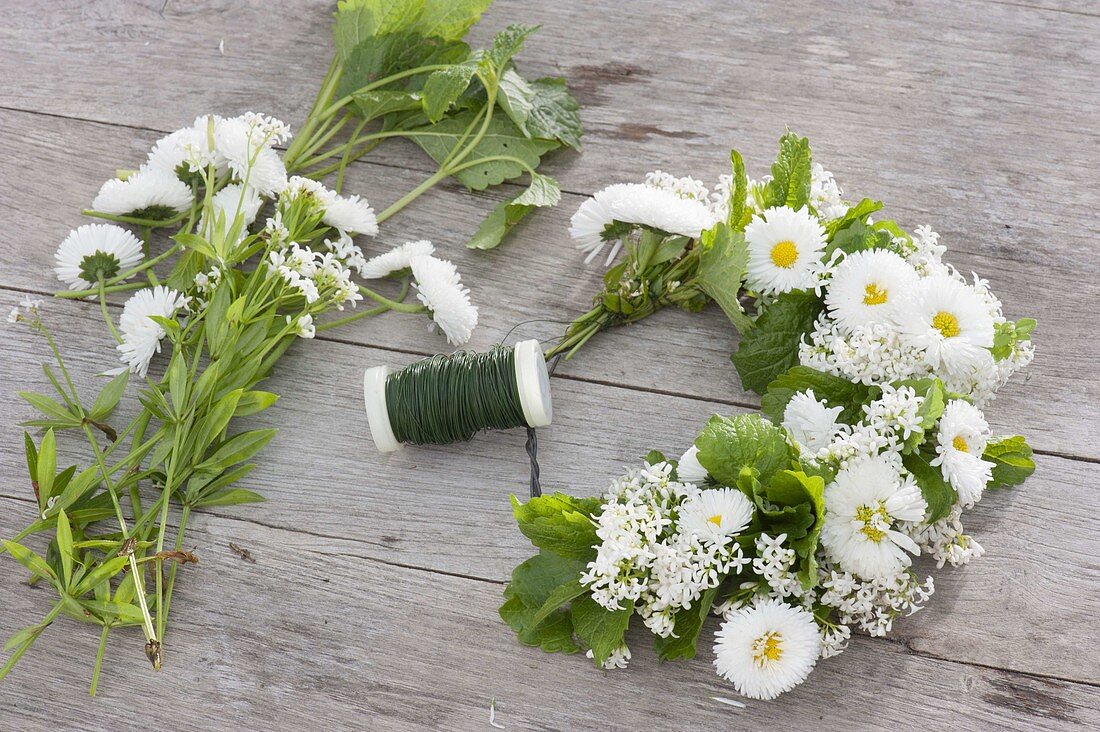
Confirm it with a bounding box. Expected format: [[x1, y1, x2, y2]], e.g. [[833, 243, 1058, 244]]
[[337, 32, 468, 100], [409, 111, 559, 189], [825, 219, 893, 258], [421, 61, 478, 122], [991, 318, 1037, 361], [760, 365, 880, 426], [410, 0, 493, 40], [510, 492, 600, 559], [654, 586, 718, 661], [467, 173, 561, 249], [484, 24, 539, 72], [695, 413, 792, 487], [824, 198, 883, 236], [571, 593, 631, 666], [763, 470, 826, 587], [696, 224, 753, 335], [352, 89, 422, 119], [731, 289, 823, 394], [984, 435, 1036, 488], [763, 131, 812, 210], [497, 72, 583, 150], [501, 551, 587, 654], [903, 450, 957, 524]]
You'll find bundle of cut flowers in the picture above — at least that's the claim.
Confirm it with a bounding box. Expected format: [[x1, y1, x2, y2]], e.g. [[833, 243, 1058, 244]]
[[2, 0, 580, 694], [505, 132, 1037, 700]]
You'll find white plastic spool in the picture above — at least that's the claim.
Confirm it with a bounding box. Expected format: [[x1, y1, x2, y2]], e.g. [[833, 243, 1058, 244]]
[[363, 339, 553, 453]]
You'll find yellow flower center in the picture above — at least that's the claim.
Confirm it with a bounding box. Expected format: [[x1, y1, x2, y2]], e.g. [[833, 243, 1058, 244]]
[[863, 283, 888, 306], [932, 311, 960, 338], [855, 503, 890, 543], [770, 240, 799, 268], [952, 435, 969, 453], [708, 514, 723, 527], [752, 632, 783, 666]]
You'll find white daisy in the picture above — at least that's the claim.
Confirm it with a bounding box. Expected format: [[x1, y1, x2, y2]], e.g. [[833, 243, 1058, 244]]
[[116, 286, 188, 377], [897, 275, 994, 375], [782, 390, 845, 453], [820, 456, 927, 579], [200, 183, 263, 237], [824, 249, 919, 331], [92, 168, 194, 219], [359, 240, 436, 279], [145, 117, 223, 177], [569, 184, 635, 264], [54, 224, 144, 290], [214, 114, 290, 196], [931, 400, 994, 507], [322, 193, 378, 236], [678, 488, 754, 542], [744, 206, 827, 295], [713, 599, 821, 700], [409, 255, 478, 345], [676, 445, 709, 485]]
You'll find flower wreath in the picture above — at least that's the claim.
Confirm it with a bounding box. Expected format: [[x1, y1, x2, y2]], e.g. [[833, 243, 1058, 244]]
[[504, 132, 1036, 700]]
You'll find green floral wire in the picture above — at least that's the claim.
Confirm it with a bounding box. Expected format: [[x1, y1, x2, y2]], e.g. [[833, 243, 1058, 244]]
[[384, 347, 527, 446]]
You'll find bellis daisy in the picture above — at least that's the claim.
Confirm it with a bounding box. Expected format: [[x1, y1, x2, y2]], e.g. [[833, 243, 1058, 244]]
[[824, 249, 919, 331], [116, 286, 188, 377], [820, 456, 927, 579], [409, 255, 478, 345], [359, 240, 436, 279], [678, 488, 754, 542], [713, 599, 821, 700], [676, 445, 709, 485], [55, 224, 144, 290], [744, 206, 826, 295], [214, 114, 289, 196], [782, 390, 845, 453], [322, 193, 378, 236], [200, 183, 263, 237], [931, 400, 995, 506], [145, 117, 223, 177], [92, 168, 194, 220], [898, 275, 994, 374]]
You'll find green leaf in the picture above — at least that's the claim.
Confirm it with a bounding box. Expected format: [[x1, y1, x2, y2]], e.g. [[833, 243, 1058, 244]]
[[421, 61, 478, 122], [81, 600, 146, 625], [408, 111, 559, 189], [992, 318, 1037, 361], [88, 370, 130, 421], [825, 198, 883, 236], [55, 509, 73, 587], [571, 593, 631, 666], [352, 89, 422, 119], [763, 470, 826, 587], [499, 595, 579, 653], [763, 131, 812, 210], [196, 429, 278, 473], [35, 429, 57, 502], [192, 488, 266, 508], [726, 149, 749, 230], [510, 492, 600, 559], [984, 435, 1036, 488], [234, 391, 280, 417], [23, 432, 37, 486], [731, 289, 824, 394], [761, 366, 880, 426], [826, 219, 893, 257], [198, 389, 244, 450], [894, 378, 946, 453], [696, 224, 752, 334], [528, 578, 587, 628], [173, 232, 218, 260], [2, 540, 57, 583], [483, 24, 539, 72], [73, 556, 129, 596], [654, 586, 718, 661], [337, 32, 469, 100], [19, 393, 80, 427], [466, 172, 561, 250], [410, 0, 493, 39], [500, 551, 586, 654], [695, 413, 792, 487], [333, 0, 427, 60], [903, 451, 957, 524], [497, 72, 583, 150]]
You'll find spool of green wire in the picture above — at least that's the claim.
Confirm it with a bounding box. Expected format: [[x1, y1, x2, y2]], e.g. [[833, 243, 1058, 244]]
[[363, 339, 552, 452]]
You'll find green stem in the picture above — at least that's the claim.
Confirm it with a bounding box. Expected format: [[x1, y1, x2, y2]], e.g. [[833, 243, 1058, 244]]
[[54, 281, 147, 299], [82, 209, 187, 229], [160, 503, 190, 633], [98, 280, 123, 345], [89, 624, 111, 697], [316, 279, 409, 332], [358, 284, 425, 313]]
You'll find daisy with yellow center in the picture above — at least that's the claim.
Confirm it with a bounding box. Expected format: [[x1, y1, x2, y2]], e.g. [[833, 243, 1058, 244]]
[[820, 456, 927, 579], [744, 206, 827, 295], [823, 249, 919, 331], [677, 487, 754, 542], [714, 599, 821, 700], [898, 275, 995, 374], [932, 400, 996, 507]]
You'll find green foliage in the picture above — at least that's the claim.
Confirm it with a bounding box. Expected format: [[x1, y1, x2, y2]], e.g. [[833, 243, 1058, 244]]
[[653, 586, 718, 661], [497, 72, 583, 150], [894, 378, 946, 453], [760, 365, 880, 426], [991, 318, 1036, 361], [696, 223, 753, 335], [695, 413, 792, 486], [510, 492, 601, 559], [761, 470, 826, 587], [903, 450, 958, 524], [825, 218, 894, 257], [731, 289, 824, 394], [984, 435, 1036, 488], [500, 552, 586, 654], [571, 594, 632, 666], [762, 131, 813, 210], [824, 197, 883, 236], [726, 149, 750, 230], [466, 172, 561, 250]]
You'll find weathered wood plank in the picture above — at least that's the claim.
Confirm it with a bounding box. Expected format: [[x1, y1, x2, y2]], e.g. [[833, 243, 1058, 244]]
[[1, 493, 1097, 732], [0, 107, 1091, 463], [1, 295, 1096, 685]]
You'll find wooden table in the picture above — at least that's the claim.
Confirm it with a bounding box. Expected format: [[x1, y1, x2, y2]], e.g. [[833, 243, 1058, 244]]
[[1, 1, 1098, 729]]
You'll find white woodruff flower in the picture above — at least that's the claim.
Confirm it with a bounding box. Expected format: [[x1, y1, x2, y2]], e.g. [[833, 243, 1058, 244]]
[[409, 255, 478, 345], [824, 249, 919, 331], [931, 400, 994, 507], [55, 224, 144, 290], [744, 206, 827, 295], [587, 644, 631, 670], [676, 445, 709, 485], [898, 275, 994, 375], [820, 456, 927, 579], [677, 488, 754, 542], [359, 240, 436, 278], [810, 164, 848, 220], [116, 286, 188, 377], [713, 599, 821, 700], [782, 389, 845, 453], [93, 168, 194, 219]]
